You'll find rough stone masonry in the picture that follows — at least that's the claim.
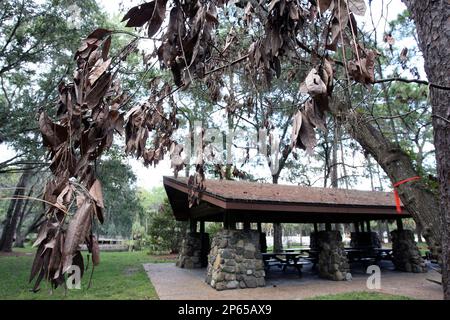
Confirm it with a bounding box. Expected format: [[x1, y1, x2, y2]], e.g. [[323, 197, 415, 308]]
[[177, 232, 209, 269], [315, 230, 350, 281], [205, 229, 266, 290], [391, 229, 427, 273]]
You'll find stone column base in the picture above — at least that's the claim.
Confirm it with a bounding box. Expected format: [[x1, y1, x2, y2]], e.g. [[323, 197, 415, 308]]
[[316, 231, 350, 281], [391, 229, 427, 273], [176, 232, 209, 269], [205, 229, 265, 290]]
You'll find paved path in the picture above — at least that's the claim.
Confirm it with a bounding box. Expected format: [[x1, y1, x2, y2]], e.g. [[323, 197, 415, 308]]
[[143, 263, 443, 300]]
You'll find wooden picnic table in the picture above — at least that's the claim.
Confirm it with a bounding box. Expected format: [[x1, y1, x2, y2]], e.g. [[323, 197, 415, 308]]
[[344, 247, 394, 266], [282, 248, 319, 268], [283, 247, 309, 252], [374, 248, 393, 261], [262, 252, 311, 277]]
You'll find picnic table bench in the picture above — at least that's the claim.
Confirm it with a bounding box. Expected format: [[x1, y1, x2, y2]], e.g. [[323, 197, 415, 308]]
[[344, 247, 393, 267], [262, 252, 311, 277]]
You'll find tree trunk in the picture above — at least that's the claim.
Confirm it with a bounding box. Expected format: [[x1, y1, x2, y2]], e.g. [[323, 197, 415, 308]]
[[401, 0, 450, 300], [14, 184, 36, 248], [331, 98, 441, 256], [272, 174, 283, 252], [273, 223, 283, 252], [331, 120, 346, 236], [331, 119, 339, 189], [0, 168, 33, 252], [385, 221, 392, 243], [377, 222, 384, 243]]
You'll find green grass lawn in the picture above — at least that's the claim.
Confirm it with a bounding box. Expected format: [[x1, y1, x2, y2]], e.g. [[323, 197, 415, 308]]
[[309, 291, 413, 300], [0, 247, 172, 300]]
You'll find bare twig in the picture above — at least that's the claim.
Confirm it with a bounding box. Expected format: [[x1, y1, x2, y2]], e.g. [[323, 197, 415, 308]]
[[374, 77, 450, 91]]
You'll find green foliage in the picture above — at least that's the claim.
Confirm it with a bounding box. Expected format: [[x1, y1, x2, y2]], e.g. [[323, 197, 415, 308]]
[[95, 147, 144, 238], [138, 187, 167, 212], [147, 198, 187, 254], [206, 222, 223, 238], [0, 0, 107, 157]]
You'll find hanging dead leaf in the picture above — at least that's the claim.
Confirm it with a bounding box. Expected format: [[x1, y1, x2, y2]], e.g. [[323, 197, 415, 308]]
[[300, 68, 327, 96], [89, 179, 104, 209], [39, 112, 68, 149], [304, 99, 327, 132], [89, 179, 105, 223], [347, 0, 367, 16], [32, 222, 49, 248], [322, 58, 334, 92], [148, 0, 168, 37], [121, 1, 167, 36], [62, 200, 93, 273], [400, 47, 408, 62], [290, 110, 303, 148], [88, 58, 112, 86], [87, 28, 112, 40], [348, 49, 377, 85], [326, 0, 349, 51], [295, 112, 317, 155], [91, 235, 100, 266]]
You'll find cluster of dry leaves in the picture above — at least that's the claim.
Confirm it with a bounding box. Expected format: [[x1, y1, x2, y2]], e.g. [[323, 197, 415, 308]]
[[33, 29, 128, 291], [247, 0, 308, 86], [123, 0, 225, 87], [288, 0, 379, 155], [124, 82, 179, 167], [33, 0, 386, 289]]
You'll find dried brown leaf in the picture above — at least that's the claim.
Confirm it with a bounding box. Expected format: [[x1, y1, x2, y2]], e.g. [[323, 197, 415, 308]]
[[301, 68, 327, 96], [88, 58, 111, 86], [62, 200, 93, 273], [347, 0, 367, 16], [290, 110, 303, 148], [39, 112, 68, 149], [91, 235, 100, 266], [304, 99, 327, 132]]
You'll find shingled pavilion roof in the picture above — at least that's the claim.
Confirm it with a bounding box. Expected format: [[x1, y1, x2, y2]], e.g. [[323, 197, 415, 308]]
[[163, 176, 410, 223]]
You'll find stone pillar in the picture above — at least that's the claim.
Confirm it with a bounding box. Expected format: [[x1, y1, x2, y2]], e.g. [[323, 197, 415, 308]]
[[176, 232, 210, 269], [316, 230, 350, 281], [205, 229, 265, 290], [391, 229, 427, 273]]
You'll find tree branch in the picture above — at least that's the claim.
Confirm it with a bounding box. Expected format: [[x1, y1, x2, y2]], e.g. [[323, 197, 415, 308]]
[[374, 77, 450, 90]]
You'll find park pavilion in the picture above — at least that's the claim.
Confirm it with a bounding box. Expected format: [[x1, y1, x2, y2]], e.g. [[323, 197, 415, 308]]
[[163, 176, 426, 290]]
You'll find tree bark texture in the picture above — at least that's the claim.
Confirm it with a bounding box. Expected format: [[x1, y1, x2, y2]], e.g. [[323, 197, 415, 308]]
[[401, 0, 450, 300], [331, 99, 441, 257]]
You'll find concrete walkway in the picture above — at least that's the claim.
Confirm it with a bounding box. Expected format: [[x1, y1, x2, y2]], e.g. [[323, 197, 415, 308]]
[[143, 262, 443, 300]]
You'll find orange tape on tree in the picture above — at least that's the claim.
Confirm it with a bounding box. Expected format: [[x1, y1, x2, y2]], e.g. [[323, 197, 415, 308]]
[[393, 176, 421, 213]]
